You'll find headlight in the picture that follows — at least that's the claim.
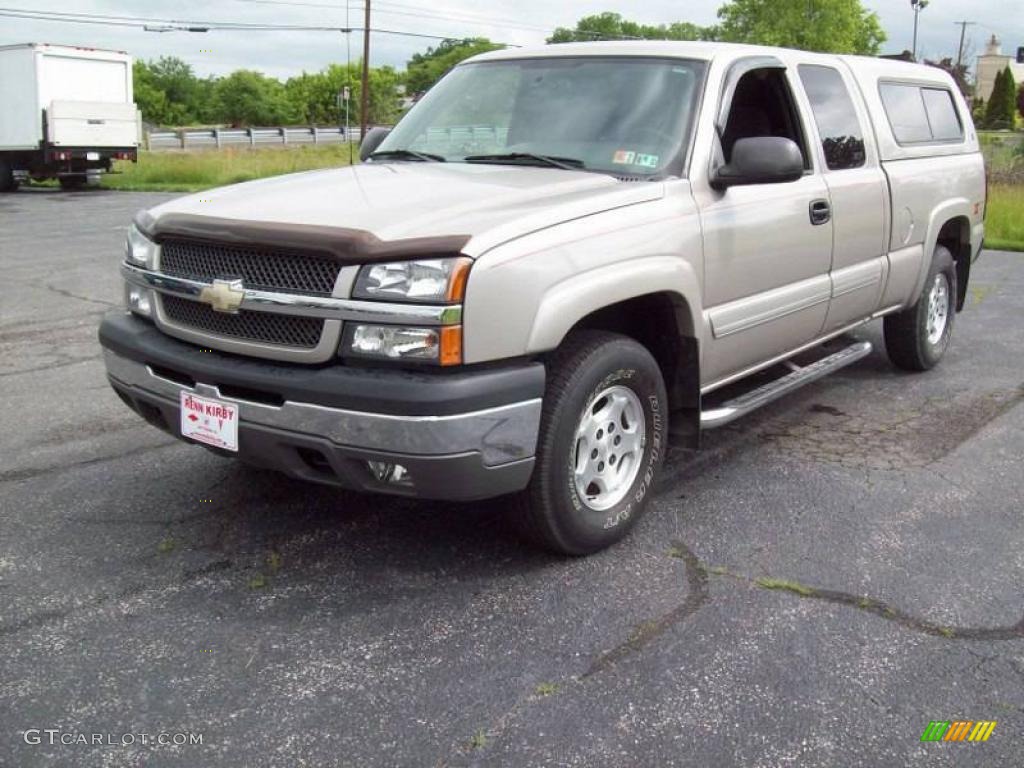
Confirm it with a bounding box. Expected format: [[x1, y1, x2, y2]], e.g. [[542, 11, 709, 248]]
[[125, 222, 157, 268], [342, 323, 462, 366], [352, 257, 470, 303]]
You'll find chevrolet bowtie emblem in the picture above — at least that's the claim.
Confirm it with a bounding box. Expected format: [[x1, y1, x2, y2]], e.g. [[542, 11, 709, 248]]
[[199, 278, 245, 313]]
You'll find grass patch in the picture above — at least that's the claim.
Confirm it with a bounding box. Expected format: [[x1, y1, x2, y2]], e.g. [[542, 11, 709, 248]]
[[101, 144, 356, 193], [157, 537, 176, 553], [247, 573, 268, 590], [754, 577, 817, 597], [467, 729, 488, 750], [534, 682, 559, 697], [986, 184, 1024, 252]]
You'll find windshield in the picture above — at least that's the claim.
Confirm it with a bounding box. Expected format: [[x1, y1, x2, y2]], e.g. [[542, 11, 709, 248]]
[[377, 57, 705, 177]]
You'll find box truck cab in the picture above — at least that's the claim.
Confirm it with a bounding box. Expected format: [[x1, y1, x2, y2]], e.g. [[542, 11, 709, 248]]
[[0, 43, 140, 191]]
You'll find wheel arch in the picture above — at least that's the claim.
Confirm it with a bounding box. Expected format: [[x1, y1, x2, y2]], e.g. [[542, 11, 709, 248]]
[[934, 215, 972, 312], [921, 202, 972, 312], [527, 258, 704, 445]]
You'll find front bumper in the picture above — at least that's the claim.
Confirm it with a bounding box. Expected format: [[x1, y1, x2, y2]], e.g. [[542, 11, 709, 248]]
[[99, 312, 544, 500]]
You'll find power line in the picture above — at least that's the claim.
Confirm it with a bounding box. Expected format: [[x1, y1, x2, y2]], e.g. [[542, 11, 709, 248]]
[[228, 0, 548, 34], [0, 6, 522, 43], [221, 0, 645, 40]]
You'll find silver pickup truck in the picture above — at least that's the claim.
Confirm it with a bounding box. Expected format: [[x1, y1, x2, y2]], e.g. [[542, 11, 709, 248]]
[[100, 41, 986, 554]]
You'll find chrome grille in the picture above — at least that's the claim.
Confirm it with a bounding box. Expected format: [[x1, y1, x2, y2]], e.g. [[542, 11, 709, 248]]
[[162, 295, 324, 348], [160, 239, 341, 295]]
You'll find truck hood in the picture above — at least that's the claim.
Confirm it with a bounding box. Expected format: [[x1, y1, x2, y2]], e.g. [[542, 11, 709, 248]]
[[148, 162, 664, 257]]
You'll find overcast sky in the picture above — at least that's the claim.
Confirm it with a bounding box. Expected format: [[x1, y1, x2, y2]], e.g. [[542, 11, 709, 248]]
[[2, 1, 1022, 80]]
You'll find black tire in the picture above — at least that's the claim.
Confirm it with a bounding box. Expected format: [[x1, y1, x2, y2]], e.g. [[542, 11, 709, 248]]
[[884, 244, 957, 372], [513, 331, 668, 555], [59, 175, 86, 191], [0, 158, 17, 192]]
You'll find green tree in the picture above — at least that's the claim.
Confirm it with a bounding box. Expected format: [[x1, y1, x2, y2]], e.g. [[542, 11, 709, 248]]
[[285, 62, 402, 126], [716, 0, 885, 54], [214, 70, 299, 126], [548, 12, 712, 43], [133, 60, 194, 126], [972, 96, 986, 128], [405, 38, 503, 96], [1003, 67, 1019, 128], [985, 67, 1016, 129]]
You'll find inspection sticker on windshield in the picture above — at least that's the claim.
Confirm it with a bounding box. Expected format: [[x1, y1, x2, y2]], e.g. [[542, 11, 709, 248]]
[[180, 392, 239, 452], [613, 150, 659, 168]]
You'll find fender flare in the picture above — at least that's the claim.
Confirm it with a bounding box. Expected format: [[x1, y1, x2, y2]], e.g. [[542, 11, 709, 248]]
[[910, 198, 972, 302], [526, 255, 703, 353]]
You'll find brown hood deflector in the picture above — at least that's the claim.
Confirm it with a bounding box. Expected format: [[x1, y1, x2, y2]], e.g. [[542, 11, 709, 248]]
[[144, 213, 471, 265]]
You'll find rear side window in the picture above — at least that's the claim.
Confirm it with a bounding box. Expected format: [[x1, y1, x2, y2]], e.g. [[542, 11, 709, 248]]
[[921, 88, 963, 141], [798, 65, 866, 170], [879, 83, 963, 144]]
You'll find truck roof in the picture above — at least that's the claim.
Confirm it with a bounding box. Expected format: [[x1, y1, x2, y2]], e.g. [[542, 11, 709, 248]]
[[466, 40, 953, 83], [0, 42, 130, 56]]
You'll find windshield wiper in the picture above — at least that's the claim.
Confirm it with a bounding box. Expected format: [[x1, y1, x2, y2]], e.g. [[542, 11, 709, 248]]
[[369, 149, 446, 162], [463, 153, 586, 171]]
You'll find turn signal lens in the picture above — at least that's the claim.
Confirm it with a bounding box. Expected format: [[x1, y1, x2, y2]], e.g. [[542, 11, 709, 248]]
[[439, 325, 462, 366], [342, 323, 462, 366]]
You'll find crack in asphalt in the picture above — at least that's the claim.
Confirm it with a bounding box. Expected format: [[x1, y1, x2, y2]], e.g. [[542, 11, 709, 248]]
[[581, 540, 1023, 685], [0, 355, 98, 378], [582, 543, 709, 678], [0, 557, 234, 637], [0, 441, 178, 483], [40, 282, 119, 309]]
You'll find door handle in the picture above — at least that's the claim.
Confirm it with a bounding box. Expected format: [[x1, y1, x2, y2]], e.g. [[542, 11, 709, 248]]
[[809, 199, 831, 226]]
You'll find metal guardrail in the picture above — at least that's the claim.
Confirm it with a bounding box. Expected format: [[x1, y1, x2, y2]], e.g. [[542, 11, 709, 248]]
[[146, 126, 368, 150], [146, 124, 510, 152]]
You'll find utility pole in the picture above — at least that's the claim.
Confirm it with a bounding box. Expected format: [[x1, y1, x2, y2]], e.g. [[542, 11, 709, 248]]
[[954, 20, 976, 70], [910, 0, 929, 61], [360, 0, 371, 143]]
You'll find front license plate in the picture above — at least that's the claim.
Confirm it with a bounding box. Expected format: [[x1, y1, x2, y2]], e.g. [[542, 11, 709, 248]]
[[180, 391, 239, 452]]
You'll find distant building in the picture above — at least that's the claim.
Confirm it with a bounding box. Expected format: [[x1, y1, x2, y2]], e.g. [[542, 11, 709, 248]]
[[975, 35, 1024, 101]]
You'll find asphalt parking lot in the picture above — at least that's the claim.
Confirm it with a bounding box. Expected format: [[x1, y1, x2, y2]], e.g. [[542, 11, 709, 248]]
[[1, 187, 1022, 767]]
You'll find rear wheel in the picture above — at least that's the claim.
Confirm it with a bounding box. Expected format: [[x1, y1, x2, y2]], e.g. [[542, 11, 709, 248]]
[[884, 244, 957, 371], [513, 331, 668, 555], [0, 158, 17, 192]]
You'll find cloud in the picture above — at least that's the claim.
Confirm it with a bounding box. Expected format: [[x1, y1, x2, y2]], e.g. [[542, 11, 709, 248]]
[[0, 0, 1020, 79]]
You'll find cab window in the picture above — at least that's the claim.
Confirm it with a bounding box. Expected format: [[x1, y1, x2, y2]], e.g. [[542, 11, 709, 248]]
[[798, 65, 867, 170]]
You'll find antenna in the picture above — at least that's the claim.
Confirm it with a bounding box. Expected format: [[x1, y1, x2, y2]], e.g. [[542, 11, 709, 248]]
[[345, 0, 353, 164]]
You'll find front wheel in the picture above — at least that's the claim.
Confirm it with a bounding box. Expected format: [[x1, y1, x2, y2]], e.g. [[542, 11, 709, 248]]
[[884, 244, 957, 371], [513, 331, 668, 555]]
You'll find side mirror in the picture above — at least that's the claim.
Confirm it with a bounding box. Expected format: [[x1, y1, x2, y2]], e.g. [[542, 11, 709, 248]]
[[711, 137, 804, 190], [359, 127, 391, 162]]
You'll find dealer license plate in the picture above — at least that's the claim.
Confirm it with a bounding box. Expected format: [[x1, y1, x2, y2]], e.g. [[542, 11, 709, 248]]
[[180, 392, 239, 452]]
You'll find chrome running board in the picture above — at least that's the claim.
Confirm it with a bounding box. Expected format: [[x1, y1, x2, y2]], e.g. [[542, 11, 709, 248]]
[[701, 341, 873, 429]]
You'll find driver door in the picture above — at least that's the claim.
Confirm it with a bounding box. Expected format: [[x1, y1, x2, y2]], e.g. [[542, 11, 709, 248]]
[[695, 60, 834, 387]]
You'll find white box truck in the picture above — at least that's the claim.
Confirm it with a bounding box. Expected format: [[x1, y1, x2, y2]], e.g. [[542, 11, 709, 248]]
[[0, 43, 140, 191]]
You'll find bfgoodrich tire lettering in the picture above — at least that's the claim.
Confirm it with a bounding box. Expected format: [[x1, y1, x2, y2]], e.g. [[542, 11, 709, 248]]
[[514, 330, 668, 555]]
